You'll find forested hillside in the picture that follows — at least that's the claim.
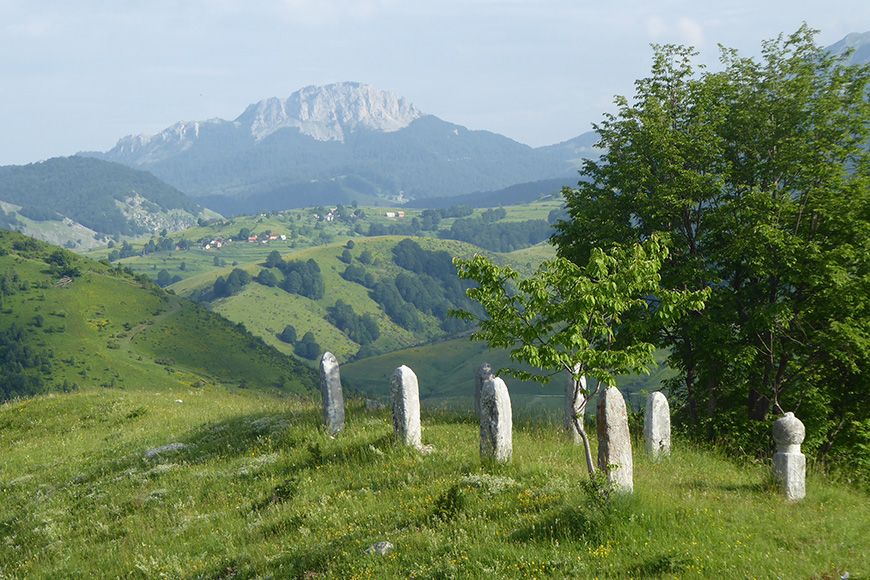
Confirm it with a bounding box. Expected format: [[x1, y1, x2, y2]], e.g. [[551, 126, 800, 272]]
[[0, 156, 203, 237]]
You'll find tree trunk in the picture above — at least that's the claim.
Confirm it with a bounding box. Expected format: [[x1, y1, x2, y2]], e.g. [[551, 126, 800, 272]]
[[573, 415, 596, 476]]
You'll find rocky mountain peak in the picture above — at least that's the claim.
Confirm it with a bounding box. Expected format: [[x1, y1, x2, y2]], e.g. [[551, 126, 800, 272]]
[[235, 82, 424, 142]]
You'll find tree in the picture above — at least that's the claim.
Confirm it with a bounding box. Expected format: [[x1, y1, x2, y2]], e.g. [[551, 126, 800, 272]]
[[255, 268, 279, 287], [265, 250, 283, 268], [552, 27, 870, 461], [339, 248, 353, 264], [454, 236, 707, 475], [295, 331, 321, 360], [278, 324, 297, 344]]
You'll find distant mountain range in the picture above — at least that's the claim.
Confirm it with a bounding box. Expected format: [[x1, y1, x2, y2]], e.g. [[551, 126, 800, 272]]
[[83, 82, 599, 213], [0, 156, 212, 247], [827, 30, 870, 65]]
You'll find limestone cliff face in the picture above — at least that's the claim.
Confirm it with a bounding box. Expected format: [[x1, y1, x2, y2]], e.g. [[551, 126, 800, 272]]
[[108, 83, 423, 164], [236, 82, 423, 142]]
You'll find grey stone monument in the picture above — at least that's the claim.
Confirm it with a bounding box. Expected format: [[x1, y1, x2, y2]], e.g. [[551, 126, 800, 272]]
[[596, 386, 634, 493], [474, 362, 493, 419], [479, 376, 512, 463], [565, 373, 587, 444], [643, 391, 671, 459], [319, 352, 345, 436], [772, 412, 806, 501], [391, 365, 422, 449]]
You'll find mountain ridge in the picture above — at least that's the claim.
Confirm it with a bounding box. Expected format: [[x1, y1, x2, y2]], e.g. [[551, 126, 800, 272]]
[[82, 83, 588, 211]]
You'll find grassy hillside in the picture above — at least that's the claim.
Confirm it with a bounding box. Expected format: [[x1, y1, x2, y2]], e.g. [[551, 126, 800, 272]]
[[0, 230, 315, 401], [1, 390, 866, 577], [342, 337, 674, 413], [81, 201, 558, 285], [165, 236, 538, 363]]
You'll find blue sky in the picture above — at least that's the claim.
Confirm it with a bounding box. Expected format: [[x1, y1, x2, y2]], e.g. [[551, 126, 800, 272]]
[[1, 0, 867, 165]]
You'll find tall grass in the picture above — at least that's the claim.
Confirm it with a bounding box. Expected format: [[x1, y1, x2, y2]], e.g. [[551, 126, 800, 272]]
[[2, 388, 866, 578]]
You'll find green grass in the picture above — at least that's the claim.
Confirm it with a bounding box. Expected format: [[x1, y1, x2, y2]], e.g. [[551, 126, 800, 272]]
[[169, 236, 550, 364], [0, 230, 316, 398], [1, 386, 866, 578]]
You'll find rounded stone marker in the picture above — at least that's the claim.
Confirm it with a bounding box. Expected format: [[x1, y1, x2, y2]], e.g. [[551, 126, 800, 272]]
[[596, 386, 634, 493], [772, 412, 806, 501], [319, 352, 345, 436], [643, 391, 671, 459], [479, 376, 512, 463], [391, 365, 422, 449]]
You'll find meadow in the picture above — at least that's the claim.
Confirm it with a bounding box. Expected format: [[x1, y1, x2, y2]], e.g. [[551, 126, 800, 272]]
[[1, 386, 866, 578]]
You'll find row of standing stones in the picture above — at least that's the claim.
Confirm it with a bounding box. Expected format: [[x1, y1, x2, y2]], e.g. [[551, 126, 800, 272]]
[[319, 352, 806, 501]]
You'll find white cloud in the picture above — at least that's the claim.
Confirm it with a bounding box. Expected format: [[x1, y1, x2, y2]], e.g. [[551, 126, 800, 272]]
[[645, 15, 666, 40], [677, 16, 704, 47]]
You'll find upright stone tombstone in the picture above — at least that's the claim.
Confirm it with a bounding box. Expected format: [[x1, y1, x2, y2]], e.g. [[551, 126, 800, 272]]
[[643, 391, 671, 459], [319, 352, 345, 436], [474, 362, 493, 419], [772, 412, 806, 501], [479, 376, 512, 463], [564, 372, 587, 444], [596, 386, 634, 493], [391, 365, 422, 449]]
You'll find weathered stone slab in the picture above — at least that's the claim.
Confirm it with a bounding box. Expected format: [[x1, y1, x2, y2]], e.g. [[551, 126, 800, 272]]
[[773, 412, 806, 501], [319, 352, 345, 435], [391, 365, 422, 448], [596, 386, 633, 493], [479, 376, 512, 463], [474, 362, 493, 419], [643, 391, 671, 459], [565, 373, 587, 444]]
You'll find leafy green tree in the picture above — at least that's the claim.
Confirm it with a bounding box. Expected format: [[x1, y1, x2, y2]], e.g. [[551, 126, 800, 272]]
[[265, 250, 283, 268], [278, 324, 297, 344], [552, 26, 870, 461], [255, 268, 279, 287], [295, 331, 321, 360], [454, 236, 707, 475]]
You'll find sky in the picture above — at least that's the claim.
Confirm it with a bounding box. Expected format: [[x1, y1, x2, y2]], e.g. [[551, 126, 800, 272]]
[[1, 0, 867, 165]]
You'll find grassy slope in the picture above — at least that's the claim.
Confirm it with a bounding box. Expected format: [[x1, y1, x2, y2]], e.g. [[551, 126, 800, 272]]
[[0, 231, 315, 397], [81, 201, 559, 285], [173, 236, 538, 363], [1, 390, 866, 578]]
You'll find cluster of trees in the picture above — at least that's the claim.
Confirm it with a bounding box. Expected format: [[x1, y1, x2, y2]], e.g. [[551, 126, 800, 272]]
[[259, 251, 325, 299], [365, 239, 478, 334], [0, 270, 26, 296], [326, 300, 380, 345], [107, 241, 137, 262], [443, 217, 552, 252], [275, 259, 324, 299], [551, 27, 869, 466], [0, 324, 53, 402], [45, 250, 81, 279], [107, 236, 191, 262], [340, 264, 375, 288], [370, 280, 424, 332], [157, 269, 183, 287], [294, 331, 321, 360], [212, 268, 251, 298], [141, 237, 190, 255]]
